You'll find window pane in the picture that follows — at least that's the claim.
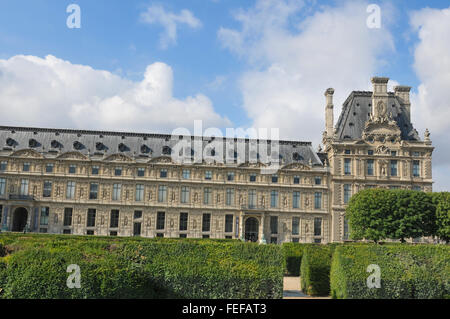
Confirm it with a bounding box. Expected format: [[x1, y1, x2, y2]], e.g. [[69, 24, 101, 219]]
[[292, 217, 300, 235], [314, 218, 322, 236], [202, 213, 211, 232]]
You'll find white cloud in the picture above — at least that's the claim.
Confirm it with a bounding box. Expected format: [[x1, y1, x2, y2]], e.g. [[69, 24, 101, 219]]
[[0, 55, 230, 133], [218, 0, 395, 143], [409, 7, 450, 191], [140, 4, 202, 49]]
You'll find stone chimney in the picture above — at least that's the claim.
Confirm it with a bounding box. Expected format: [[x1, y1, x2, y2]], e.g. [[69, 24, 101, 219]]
[[371, 77, 389, 119], [325, 88, 334, 138], [394, 85, 412, 120]]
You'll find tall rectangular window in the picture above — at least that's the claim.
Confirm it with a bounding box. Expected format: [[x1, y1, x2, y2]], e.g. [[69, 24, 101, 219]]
[[110, 210, 119, 228], [225, 214, 233, 233], [293, 176, 300, 184], [413, 160, 420, 177], [367, 159, 374, 176], [63, 208, 73, 226], [46, 163, 54, 173], [89, 183, 98, 200], [182, 169, 190, 179], [179, 213, 188, 231], [315, 177, 322, 185], [292, 217, 300, 235], [0, 161, 7, 171], [390, 160, 398, 176], [226, 188, 234, 206], [114, 167, 122, 176], [135, 184, 144, 202], [314, 192, 322, 209], [205, 170, 212, 180], [202, 213, 211, 232], [249, 174, 256, 182], [270, 216, 278, 234], [227, 172, 235, 181], [69, 164, 76, 174], [158, 186, 167, 203], [180, 186, 190, 203], [293, 191, 300, 209], [248, 190, 256, 208], [271, 190, 278, 208], [66, 181, 75, 199], [137, 167, 145, 177], [0, 178, 6, 196], [343, 216, 349, 240], [344, 184, 351, 204], [156, 212, 165, 230], [91, 166, 99, 175], [20, 179, 29, 196], [344, 159, 351, 175], [272, 175, 278, 183], [160, 169, 167, 178], [40, 207, 49, 225], [203, 187, 212, 204], [133, 222, 142, 236], [43, 181, 52, 198], [23, 162, 30, 172], [87, 209, 96, 227], [112, 184, 122, 201], [314, 217, 322, 236]]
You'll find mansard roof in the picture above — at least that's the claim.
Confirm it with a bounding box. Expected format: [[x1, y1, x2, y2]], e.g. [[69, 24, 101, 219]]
[[335, 91, 420, 141], [0, 125, 324, 166]]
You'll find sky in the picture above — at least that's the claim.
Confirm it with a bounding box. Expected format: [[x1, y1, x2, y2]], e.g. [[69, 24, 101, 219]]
[[0, 0, 449, 190]]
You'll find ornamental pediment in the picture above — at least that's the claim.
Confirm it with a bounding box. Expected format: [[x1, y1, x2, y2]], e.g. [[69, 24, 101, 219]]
[[104, 153, 134, 162], [10, 149, 44, 159], [57, 151, 88, 160], [362, 115, 401, 143]]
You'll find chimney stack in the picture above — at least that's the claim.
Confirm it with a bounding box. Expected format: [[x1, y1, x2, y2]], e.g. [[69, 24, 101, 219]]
[[371, 77, 389, 118], [325, 88, 335, 138], [394, 86, 412, 120]]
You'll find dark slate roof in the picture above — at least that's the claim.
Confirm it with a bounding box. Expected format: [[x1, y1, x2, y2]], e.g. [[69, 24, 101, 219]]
[[0, 125, 323, 166], [335, 91, 420, 141]]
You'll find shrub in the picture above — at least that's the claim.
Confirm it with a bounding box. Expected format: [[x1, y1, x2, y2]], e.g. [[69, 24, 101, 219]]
[[300, 245, 334, 296], [0, 234, 284, 299], [435, 192, 450, 243], [330, 244, 450, 299], [281, 243, 305, 276]]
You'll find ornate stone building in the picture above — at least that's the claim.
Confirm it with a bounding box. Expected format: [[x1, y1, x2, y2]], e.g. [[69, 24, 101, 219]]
[[0, 77, 433, 243]]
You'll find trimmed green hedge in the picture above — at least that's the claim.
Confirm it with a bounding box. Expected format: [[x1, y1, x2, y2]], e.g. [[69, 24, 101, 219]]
[[300, 245, 335, 296], [0, 234, 284, 299], [330, 244, 450, 299], [281, 243, 305, 276]]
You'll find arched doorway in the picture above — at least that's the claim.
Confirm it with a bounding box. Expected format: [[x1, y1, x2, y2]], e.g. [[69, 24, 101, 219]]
[[12, 207, 28, 232], [245, 217, 259, 242]]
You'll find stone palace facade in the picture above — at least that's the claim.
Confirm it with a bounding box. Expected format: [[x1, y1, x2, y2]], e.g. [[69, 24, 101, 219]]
[[0, 77, 434, 243]]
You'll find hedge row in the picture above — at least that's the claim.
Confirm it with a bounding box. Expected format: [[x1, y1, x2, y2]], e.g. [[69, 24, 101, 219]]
[[300, 245, 336, 296], [0, 234, 284, 299], [330, 244, 450, 299]]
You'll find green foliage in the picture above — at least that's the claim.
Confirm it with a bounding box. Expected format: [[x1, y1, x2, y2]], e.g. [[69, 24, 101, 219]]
[[300, 245, 334, 296], [346, 189, 395, 242], [347, 189, 437, 243], [0, 233, 284, 299], [281, 243, 311, 276], [435, 192, 450, 242], [330, 244, 450, 299]]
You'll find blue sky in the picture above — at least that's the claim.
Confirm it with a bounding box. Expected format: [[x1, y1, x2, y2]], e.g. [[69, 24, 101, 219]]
[[0, 0, 449, 190]]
